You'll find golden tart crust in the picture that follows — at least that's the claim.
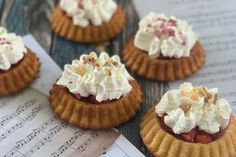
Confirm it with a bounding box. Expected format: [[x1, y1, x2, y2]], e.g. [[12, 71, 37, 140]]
[[0, 49, 40, 97], [140, 107, 236, 157], [123, 38, 206, 81], [51, 5, 125, 43], [49, 80, 142, 129]]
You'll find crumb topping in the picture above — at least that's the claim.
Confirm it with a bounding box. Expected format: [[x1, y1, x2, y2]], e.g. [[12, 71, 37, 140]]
[[180, 103, 191, 113]]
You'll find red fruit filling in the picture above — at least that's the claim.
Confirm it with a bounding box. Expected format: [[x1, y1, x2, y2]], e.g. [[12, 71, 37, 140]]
[[73, 94, 117, 105], [158, 116, 222, 144], [180, 128, 196, 142], [195, 133, 212, 144]]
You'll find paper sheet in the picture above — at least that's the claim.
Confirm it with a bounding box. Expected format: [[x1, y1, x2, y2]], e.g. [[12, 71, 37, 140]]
[[134, 0, 236, 108], [0, 88, 119, 157], [0, 35, 145, 157], [24, 35, 62, 95]]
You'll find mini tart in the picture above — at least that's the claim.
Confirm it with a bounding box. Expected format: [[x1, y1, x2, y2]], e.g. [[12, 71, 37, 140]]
[[123, 38, 206, 81], [0, 49, 40, 96], [51, 5, 125, 43], [140, 107, 236, 157], [49, 80, 142, 129]]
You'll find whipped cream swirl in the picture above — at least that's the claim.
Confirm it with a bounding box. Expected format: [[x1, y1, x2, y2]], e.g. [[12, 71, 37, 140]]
[[155, 82, 231, 134], [57, 52, 133, 102], [0, 27, 27, 71], [134, 12, 198, 58], [60, 0, 117, 27]]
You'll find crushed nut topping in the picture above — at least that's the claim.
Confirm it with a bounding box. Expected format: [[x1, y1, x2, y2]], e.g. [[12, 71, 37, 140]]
[[180, 90, 199, 101], [104, 59, 119, 67], [83, 54, 97, 64], [180, 103, 191, 113], [79, 53, 121, 77], [112, 60, 119, 66], [106, 69, 112, 76], [180, 86, 219, 117], [212, 94, 218, 104], [82, 55, 100, 68], [180, 87, 217, 104], [76, 66, 85, 76], [201, 87, 212, 103]]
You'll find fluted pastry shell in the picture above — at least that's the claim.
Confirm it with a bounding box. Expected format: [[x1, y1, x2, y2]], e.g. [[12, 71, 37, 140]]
[[140, 107, 236, 157], [0, 49, 40, 97], [49, 80, 142, 129], [123, 38, 206, 81], [51, 5, 125, 43]]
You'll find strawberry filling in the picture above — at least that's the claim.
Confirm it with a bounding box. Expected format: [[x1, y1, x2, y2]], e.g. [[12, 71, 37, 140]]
[[73, 94, 117, 105], [158, 116, 222, 144]]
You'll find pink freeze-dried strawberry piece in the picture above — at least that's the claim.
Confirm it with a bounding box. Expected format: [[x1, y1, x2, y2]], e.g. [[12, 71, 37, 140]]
[[160, 22, 165, 29], [168, 29, 176, 37], [155, 30, 162, 38], [168, 19, 177, 26], [161, 28, 169, 35]]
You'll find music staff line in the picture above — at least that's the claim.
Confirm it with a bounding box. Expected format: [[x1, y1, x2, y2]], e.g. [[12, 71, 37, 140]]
[[0, 99, 38, 129], [50, 131, 99, 157], [22, 123, 67, 157], [0, 103, 44, 143], [3, 116, 66, 157]]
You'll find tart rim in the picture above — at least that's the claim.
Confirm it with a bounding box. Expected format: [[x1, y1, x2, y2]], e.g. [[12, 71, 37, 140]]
[[51, 5, 125, 43], [49, 80, 143, 129], [123, 38, 206, 81]]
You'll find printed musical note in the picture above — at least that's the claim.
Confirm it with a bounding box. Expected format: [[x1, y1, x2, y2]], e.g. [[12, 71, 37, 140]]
[[23, 124, 67, 156], [23, 135, 52, 157], [3, 148, 18, 157], [0, 120, 24, 142], [3, 116, 57, 157], [39, 116, 55, 130], [15, 99, 37, 116], [49, 130, 86, 157], [0, 99, 38, 129], [0, 104, 44, 143], [16, 129, 41, 149], [0, 114, 15, 129], [23, 104, 43, 121], [76, 132, 99, 153]]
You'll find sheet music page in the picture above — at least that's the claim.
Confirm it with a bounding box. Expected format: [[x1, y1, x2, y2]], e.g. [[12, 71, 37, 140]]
[[134, 0, 236, 107], [0, 88, 120, 157], [0, 35, 144, 157]]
